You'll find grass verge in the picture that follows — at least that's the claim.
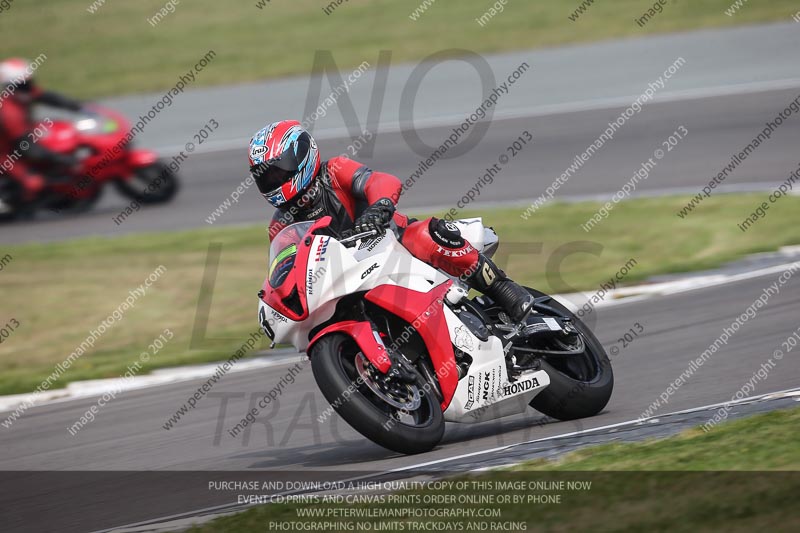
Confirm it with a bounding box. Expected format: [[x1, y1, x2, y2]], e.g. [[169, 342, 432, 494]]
[[1, 192, 799, 395], [186, 407, 800, 532], [0, 1, 797, 98]]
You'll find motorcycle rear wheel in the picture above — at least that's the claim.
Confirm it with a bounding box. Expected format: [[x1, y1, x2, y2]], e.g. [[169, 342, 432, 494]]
[[525, 288, 614, 420], [311, 333, 444, 454], [114, 162, 179, 204]]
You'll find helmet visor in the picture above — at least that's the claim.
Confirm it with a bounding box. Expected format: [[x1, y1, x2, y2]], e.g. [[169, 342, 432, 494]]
[[252, 164, 295, 194], [16, 80, 33, 92]]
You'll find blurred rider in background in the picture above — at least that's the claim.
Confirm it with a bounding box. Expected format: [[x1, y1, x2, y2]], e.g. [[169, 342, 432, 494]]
[[0, 57, 83, 209]]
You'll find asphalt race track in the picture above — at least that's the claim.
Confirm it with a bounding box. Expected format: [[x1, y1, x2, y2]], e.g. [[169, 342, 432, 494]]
[[2, 268, 798, 531], [2, 21, 800, 532], [3, 85, 799, 244]]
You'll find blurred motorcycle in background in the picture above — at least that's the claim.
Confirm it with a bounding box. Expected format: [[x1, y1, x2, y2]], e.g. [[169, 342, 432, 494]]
[[0, 105, 179, 221]]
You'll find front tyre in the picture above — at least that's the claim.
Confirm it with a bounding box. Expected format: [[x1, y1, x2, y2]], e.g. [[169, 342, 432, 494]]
[[526, 288, 614, 420], [0, 180, 22, 223], [311, 334, 444, 455], [114, 162, 179, 204]]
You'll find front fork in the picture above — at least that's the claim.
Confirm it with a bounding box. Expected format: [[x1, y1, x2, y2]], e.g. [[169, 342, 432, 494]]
[[360, 301, 443, 403]]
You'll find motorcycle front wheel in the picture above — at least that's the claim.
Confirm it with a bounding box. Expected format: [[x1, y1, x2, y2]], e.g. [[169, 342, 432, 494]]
[[311, 333, 444, 455], [45, 185, 103, 215], [0, 180, 22, 222]]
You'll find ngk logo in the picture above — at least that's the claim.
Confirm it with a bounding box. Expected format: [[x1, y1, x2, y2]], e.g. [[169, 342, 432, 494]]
[[482, 375, 491, 401]]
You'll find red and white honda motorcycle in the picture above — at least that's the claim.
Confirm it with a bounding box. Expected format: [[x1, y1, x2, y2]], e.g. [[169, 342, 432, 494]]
[[258, 216, 613, 454]]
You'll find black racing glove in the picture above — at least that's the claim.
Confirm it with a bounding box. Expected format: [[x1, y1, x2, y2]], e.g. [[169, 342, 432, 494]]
[[353, 197, 395, 236]]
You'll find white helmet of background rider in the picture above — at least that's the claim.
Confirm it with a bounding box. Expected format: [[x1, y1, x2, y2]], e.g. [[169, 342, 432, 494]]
[[0, 58, 33, 88]]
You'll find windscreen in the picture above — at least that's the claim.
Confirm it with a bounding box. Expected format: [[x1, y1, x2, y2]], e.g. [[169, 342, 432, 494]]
[[268, 222, 314, 288]]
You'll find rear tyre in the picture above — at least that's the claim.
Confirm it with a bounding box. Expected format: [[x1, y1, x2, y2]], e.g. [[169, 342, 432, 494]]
[[311, 333, 444, 454], [114, 162, 179, 204], [526, 288, 613, 420]]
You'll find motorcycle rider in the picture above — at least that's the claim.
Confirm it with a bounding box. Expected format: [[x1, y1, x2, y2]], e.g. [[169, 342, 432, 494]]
[[249, 120, 533, 323], [0, 58, 83, 205]]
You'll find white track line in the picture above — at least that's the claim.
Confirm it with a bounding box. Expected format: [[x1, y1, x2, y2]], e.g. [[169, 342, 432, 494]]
[[0, 351, 303, 414], [579, 258, 800, 307], [423, 181, 798, 216]]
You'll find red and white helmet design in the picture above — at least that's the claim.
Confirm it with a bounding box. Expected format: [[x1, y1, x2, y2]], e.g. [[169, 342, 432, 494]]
[[248, 120, 321, 208]]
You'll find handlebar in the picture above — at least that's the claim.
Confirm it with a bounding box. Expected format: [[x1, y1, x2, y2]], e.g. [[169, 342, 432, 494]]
[[339, 229, 379, 247]]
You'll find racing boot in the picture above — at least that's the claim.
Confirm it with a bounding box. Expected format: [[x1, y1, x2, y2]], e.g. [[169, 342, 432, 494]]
[[467, 254, 534, 324]]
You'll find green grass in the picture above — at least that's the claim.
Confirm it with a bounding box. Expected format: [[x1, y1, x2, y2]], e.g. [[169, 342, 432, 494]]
[[459, 192, 800, 294], [187, 408, 800, 532], [1, 192, 799, 395], [0, 0, 797, 98]]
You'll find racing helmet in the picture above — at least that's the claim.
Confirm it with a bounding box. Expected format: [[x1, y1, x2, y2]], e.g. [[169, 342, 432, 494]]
[[248, 120, 321, 208], [0, 58, 34, 92]]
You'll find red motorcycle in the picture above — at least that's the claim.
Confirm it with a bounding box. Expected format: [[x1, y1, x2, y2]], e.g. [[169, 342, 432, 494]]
[[0, 105, 179, 219]]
